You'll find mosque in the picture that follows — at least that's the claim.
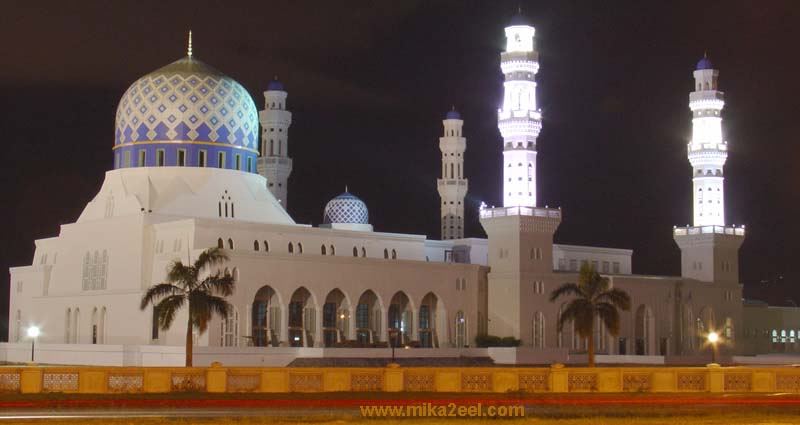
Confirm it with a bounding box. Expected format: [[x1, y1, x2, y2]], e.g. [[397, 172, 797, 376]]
[[4, 15, 796, 365]]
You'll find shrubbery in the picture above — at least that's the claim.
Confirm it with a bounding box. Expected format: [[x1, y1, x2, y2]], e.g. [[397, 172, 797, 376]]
[[474, 334, 521, 347]]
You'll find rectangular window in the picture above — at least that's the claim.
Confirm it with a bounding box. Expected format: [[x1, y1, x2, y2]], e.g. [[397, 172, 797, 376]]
[[247, 157, 253, 172], [235, 154, 241, 170], [558, 258, 566, 270], [218, 152, 225, 168], [138, 150, 146, 167], [156, 149, 165, 166], [115, 153, 121, 168], [198, 150, 207, 167], [177, 149, 186, 166], [591, 260, 599, 271], [569, 259, 577, 271], [123, 151, 131, 168], [613, 262, 621, 274], [602, 261, 610, 273]]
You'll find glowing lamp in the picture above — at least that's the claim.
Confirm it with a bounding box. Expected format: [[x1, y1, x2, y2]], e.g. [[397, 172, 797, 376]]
[[27, 326, 40, 338]]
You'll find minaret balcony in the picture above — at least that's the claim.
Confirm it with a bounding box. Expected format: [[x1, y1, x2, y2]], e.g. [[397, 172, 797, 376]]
[[688, 142, 727, 153], [479, 205, 560, 219], [437, 179, 467, 187], [501, 50, 539, 63], [498, 109, 542, 121], [673, 225, 745, 237]]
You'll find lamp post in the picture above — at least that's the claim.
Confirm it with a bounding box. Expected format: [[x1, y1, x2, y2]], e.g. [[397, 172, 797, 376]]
[[707, 331, 719, 364], [27, 326, 40, 363]]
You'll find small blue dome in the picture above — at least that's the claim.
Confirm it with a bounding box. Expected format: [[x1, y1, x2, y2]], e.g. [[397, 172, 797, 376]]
[[323, 192, 369, 224], [267, 79, 285, 91], [445, 109, 461, 120], [696, 57, 713, 70], [509, 12, 530, 26]]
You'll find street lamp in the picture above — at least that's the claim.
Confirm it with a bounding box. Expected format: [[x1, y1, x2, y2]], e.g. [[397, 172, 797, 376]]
[[707, 331, 719, 364], [27, 326, 40, 363]]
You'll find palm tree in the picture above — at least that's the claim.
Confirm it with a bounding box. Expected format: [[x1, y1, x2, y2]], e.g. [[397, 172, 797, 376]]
[[549, 263, 631, 367], [140, 247, 234, 367]]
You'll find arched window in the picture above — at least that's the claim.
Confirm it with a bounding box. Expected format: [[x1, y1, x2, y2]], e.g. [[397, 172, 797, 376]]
[[65, 308, 71, 343], [221, 307, 239, 347], [14, 310, 21, 343], [263, 240, 269, 252], [217, 238, 224, 249], [232, 267, 239, 282], [330, 245, 335, 256], [288, 242, 294, 253], [72, 308, 80, 344], [361, 247, 366, 258], [100, 307, 107, 344], [298, 243, 303, 254], [227, 238, 234, 250], [391, 249, 397, 259], [455, 311, 467, 347], [383, 249, 389, 259], [353, 247, 358, 257], [533, 311, 545, 348], [321, 245, 327, 255], [91, 307, 99, 344], [254, 240, 260, 251]]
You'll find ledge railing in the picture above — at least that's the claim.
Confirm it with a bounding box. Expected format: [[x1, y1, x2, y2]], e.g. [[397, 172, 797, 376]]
[[1, 364, 798, 394]]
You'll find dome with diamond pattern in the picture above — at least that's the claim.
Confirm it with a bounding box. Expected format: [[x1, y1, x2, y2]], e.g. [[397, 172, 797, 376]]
[[113, 56, 259, 171], [323, 192, 369, 224]]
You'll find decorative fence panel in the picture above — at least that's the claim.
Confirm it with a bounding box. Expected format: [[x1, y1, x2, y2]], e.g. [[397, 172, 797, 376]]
[[7, 365, 799, 394]]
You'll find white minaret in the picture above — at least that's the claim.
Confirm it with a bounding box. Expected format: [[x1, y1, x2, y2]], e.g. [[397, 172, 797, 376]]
[[258, 77, 293, 208], [674, 55, 744, 287], [688, 55, 727, 226], [437, 108, 468, 240], [498, 13, 542, 208]]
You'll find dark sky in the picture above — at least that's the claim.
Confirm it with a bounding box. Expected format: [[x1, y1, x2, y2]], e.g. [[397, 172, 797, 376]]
[[2, 1, 799, 338]]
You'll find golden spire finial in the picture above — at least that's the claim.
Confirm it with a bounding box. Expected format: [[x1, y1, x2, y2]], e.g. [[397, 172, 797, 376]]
[[187, 30, 193, 57]]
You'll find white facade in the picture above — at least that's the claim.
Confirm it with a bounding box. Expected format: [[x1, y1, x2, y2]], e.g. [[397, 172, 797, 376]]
[[437, 111, 468, 240], [498, 19, 542, 208], [258, 80, 293, 207]]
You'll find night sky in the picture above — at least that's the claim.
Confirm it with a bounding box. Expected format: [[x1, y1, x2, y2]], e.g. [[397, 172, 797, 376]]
[[2, 1, 799, 339]]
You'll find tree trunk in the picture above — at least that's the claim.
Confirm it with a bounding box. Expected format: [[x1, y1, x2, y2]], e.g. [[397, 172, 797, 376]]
[[185, 310, 193, 367], [588, 334, 595, 367]]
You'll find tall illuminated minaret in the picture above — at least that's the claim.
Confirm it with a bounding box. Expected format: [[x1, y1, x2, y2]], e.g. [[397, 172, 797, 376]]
[[674, 55, 744, 287], [258, 77, 293, 208], [688, 55, 727, 226], [437, 108, 468, 240], [498, 13, 542, 207]]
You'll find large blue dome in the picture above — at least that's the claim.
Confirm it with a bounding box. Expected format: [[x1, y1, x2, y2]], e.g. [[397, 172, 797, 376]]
[[445, 109, 461, 120], [113, 56, 259, 171], [323, 192, 369, 224], [696, 56, 713, 70]]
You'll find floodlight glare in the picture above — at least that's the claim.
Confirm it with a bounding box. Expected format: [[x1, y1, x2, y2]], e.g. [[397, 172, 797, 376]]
[[27, 326, 40, 338]]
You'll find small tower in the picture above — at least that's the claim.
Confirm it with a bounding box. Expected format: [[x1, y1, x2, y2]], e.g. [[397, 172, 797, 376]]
[[437, 108, 468, 240], [674, 56, 745, 284], [498, 12, 542, 208], [258, 78, 293, 208]]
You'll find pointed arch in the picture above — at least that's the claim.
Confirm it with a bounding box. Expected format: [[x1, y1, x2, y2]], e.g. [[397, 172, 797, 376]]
[[323, 288, 351, 347]]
